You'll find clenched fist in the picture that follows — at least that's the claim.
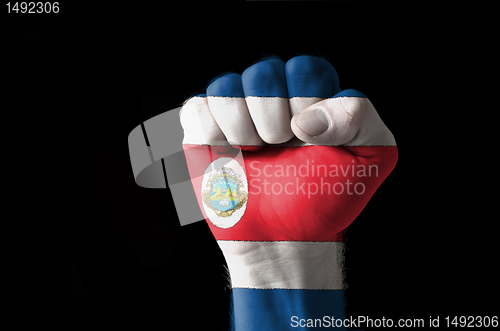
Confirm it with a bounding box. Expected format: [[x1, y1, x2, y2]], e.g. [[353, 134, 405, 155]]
[[179, 55, 397, 330]]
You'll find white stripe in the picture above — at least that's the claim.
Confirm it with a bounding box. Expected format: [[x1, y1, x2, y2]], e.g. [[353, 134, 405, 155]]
[[181, 96, 328, 146], [207, 96, 264, 146], [289, 96, 323, 116], [180, 97, 227, 145], [245, 97, 294, 144], [217, 241, 345, 290]]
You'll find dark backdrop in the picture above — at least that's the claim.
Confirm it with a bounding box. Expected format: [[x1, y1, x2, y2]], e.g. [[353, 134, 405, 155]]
[[1, 2, 495, 330]]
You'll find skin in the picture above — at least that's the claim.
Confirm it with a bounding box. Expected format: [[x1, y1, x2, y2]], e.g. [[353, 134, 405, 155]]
[[180, 56, 396, 326]]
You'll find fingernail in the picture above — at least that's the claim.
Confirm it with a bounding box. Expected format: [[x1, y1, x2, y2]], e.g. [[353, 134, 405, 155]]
[[296, 108, 330, 137]]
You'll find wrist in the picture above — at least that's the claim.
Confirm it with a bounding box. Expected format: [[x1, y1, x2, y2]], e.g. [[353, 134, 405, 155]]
[[218, 240, 346, 290], [220, 240, 348, 330]]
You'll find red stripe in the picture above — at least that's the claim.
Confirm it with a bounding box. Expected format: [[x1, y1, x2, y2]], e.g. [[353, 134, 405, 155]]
[[183, 144, 397, 242]]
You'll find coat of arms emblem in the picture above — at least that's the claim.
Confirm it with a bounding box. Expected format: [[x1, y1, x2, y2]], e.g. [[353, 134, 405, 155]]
[[201, 157, 248, 228], [202, 166, 248, 217]]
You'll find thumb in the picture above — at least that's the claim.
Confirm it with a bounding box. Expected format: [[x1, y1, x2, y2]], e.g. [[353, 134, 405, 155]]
[[290, 89, 396, 146]]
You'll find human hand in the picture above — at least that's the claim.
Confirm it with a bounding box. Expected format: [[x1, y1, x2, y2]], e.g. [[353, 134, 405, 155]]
[[180, 55, 397, 330]]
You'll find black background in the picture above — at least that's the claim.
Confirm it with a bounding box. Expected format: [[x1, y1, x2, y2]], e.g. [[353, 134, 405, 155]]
[[1, 2, 496, 330]]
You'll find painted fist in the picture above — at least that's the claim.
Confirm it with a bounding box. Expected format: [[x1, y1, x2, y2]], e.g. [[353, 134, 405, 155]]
[[180, 55, 397, 243], [179, 55, 399, 330]]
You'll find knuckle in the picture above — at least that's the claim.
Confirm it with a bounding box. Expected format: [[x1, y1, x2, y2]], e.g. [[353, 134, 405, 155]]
[[242, 59, 287, 98], [180, 97, 208, 124], [206, 73, 243, 98], [338, 97, 366, 117]]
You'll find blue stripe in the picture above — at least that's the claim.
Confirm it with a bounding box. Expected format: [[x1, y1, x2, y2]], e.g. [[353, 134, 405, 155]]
[[331, 89, 367, 99], [202, 56, 366, 100], [207, 73, 245, 98], [285, 55, 341, 98], [242, 59, 288, 98], [230, 288, 347, 330]]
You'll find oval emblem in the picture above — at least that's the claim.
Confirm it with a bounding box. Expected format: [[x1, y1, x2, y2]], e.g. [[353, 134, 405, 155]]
[[201, 157, 248, 228]]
